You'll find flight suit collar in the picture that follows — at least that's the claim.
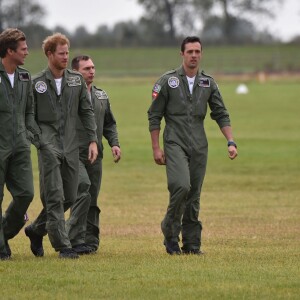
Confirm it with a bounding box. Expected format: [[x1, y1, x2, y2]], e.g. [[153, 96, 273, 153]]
[[45, 67, 68, 96]]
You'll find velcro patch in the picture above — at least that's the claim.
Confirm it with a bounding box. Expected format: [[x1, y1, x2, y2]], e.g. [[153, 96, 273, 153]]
[[19, 72, 30, 81], [95, 90, 108, 100], [35, 81, 47, 93], [67, 76, 81, 86], [168, 76, 179, 88], [153, 83, 161, 93], [198, 78, 210, 87]]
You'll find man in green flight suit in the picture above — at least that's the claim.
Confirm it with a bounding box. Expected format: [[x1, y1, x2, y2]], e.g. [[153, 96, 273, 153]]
[[147, 36, 238, 255], [0, 28, 41, 260], [24, 33, 98, 259], [65, 55, 121, 254]]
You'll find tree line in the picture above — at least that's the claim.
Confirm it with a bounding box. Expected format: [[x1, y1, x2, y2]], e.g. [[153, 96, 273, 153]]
[[0, 0, 298, 48]]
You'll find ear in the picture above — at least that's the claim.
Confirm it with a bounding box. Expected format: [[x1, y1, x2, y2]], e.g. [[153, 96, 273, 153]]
[[46, 50, 52, 58], [7, 48, 14, 56]]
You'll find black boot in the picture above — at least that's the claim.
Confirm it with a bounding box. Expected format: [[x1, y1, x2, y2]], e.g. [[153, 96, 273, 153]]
[[25, 225, 44, 257]]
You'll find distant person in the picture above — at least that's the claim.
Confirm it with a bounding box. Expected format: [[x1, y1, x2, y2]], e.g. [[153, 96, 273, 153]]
[[147, 36, 238, 255], [0, 28, 41, 260], [24, 33, 98, 259], [65, 55, 121, 254]]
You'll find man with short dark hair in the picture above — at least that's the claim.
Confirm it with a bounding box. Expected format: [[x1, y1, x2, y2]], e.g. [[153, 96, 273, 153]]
[[0, 28, 41, 260], [65, 55, 121, 254], [148, 36, 238, 255]]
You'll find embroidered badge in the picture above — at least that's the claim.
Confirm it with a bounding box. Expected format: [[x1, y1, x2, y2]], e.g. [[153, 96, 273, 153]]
[[168, 76, 179, 88], [153, 83, 161, 93], [152, 91, 159, 100], [95, 90, 108, 100], [35, 81, 47, 93], [198, 78, 210, 87], [19, 72, 30, 81], [67, 76, 82, 86]]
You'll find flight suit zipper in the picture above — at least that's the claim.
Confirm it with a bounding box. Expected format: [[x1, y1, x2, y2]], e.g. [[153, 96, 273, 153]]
[[182, 77, 193, 154], [57, 95, 64, 153], [12, 82, 17, 154]]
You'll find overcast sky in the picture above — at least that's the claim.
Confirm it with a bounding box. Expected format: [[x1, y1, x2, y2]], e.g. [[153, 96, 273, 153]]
[[37, 0, 300, 42]]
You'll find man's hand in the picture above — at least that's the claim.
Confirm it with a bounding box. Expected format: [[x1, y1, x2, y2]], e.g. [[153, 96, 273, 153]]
[[88, 141, 98, 164], [153, 148, 166, 165], [228, 145, 238, 160], [111, 146, 121, 163]]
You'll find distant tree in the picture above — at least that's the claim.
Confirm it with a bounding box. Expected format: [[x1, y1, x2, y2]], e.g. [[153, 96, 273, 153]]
[[71, 25, 95, 48], [21, 24, 51, 48], [93, 25, 114, 47], [52, 26, 70, 37], [112, 21, 141, 47], [137, 0, 281, 44], [193, 0, 281, 43], [0, 0, 3, 31], [1, 0, 45, 28], [137, 0, 197, 45]]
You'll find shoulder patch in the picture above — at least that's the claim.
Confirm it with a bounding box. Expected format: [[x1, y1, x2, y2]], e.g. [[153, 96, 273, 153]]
[[35, 81, 47, 93], [152, 83, 162, 101], [67, 75, 82, 87], [153, 83, 161, 93]]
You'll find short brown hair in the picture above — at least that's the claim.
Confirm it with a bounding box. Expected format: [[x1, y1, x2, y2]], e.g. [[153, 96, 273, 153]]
[[71, 55, 91, 70], [0, 28, 26, 58], [42, 32, 70, 56]]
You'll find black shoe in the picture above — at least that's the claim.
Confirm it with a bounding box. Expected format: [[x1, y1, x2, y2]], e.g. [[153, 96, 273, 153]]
[[72, 243, 93, 255], [59, 248, 79, 259], [164, 241, 181, 255], [182, 249, 205, 255], [87, 245, 98, 254], [5, 240, 11, 257], [24, 225, 44, 257], [0, 253, 11, 261]]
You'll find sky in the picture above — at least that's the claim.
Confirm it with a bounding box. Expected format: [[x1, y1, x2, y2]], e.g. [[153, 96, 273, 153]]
[[37, 0, 300, 42]]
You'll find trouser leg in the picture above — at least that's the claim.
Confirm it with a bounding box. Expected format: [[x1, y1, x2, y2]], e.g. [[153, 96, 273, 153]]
[[3, 150, 34, 239], [29, 152, 48, 236], [66, 160, 91, 246], [31, 152, 74, 237], [0, 208, 6, 255], [162, 143, 190, 243], [85, 157, 102, 250], [0, 155, 8, 254], [39, 149, 77, 251], [182, 148, 207, 251]]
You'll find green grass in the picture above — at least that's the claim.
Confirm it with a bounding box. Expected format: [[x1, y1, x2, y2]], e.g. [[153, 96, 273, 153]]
[[1, 78, 300, 299], [24, 44, 300, 76]]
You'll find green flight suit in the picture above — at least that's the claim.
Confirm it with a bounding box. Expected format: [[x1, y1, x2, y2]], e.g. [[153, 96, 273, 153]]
[[29, 68, 97, 251], [66, 86, 119, 250], [0, 61, 41, 256], [147, 66, 231, 251]]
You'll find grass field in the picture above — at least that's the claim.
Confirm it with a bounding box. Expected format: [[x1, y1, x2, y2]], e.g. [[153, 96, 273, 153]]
[[24, 44, 300, 76], [1, 73, 300, 298]]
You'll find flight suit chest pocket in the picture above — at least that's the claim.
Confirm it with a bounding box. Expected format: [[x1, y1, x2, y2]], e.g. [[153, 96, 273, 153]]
[[0, 81, 11, 112], [193, 87, 210, 117], [166, 88, 187, 115], [35, 92, 57, 122]]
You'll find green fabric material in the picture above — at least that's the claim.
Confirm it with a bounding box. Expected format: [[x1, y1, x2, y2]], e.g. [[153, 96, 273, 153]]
[[148, 66, 231, 250]]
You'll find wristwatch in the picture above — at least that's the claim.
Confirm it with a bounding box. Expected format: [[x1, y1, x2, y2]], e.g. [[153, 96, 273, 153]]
[[227, 141, 237, 148]]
